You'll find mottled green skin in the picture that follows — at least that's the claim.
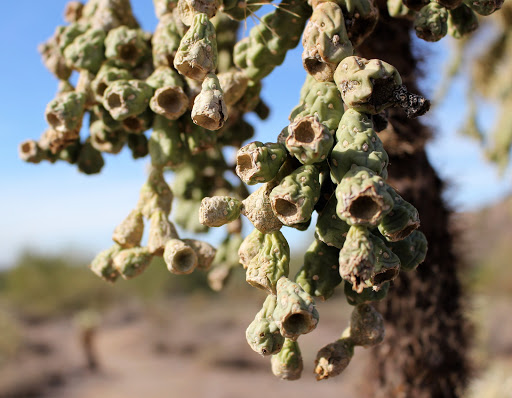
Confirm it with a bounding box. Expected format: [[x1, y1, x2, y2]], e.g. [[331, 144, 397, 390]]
[[463, 0, 503, 15], [113, 247, 153, 279], [113, 209, 144, 248], [147, 209, 178, 254], [39, 27, 73, 80], [414, 2, 449, 42], [315, 194, 350, 249], [184, 122, 217, 154], [104, 27, 149, 69], [45, 92, 86, 134], [147, 67, 188, 120], [242, 184, 284, 233], [63, 29, 106, 73], [349, 303, 384, 347], [147, 66, 184, 89], [58, 23, 89, 52], [387, 0, 416, 18], [174, 199, 209, 233], [290, 77, 344, 131], [199, 196, 242, 227], [89, 244, 122, 282], [222, 0, 268, 20], [330, 108, 388, 183], [246, 231, 290, 294], [271, 338, 303, 380], [89, 119, 127, 154], [127, 133, 149, 159], [152, 13, 183, 68], [236, 141, 287, 185], [238, 228, 265, 268], [447, 5, 479, 38], [80, 0, 139, 31], [91, 104, 123, 131], [314, 336, 354, 380], [137, 167, 174, 219], [178, 0, 220, 26], [273, 277, 319, 340], [149, 116, 187, 168], [103, 79, 153, 120], [388, 230, 427, 271], [368, 233, 400, 286], [378, 189, 420, 242], [302, 2, 353, 82], [296, 239, 342, 300], [121, 109, 154, 134], [233, 0, 311, 81], [174, 13, 217, 81], [153, 0, 178, 18], [90, 64, 132, 103], [270, 165, 321, 226], [77, 140, 105, 174], [334, 56, 402, 114], [246, 295, 285, 356], [182, 239, 216, 270], [344, 280, 389, 306], [335, 166, 393, 227], [163, 238, 198, 274], [191, 73, 228, 130]]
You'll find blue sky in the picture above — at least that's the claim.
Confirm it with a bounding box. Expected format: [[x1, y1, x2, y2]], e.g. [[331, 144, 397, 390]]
[[0, 1, 510, 267]]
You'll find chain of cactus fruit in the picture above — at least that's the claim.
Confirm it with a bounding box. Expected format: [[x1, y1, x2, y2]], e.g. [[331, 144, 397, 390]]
[[19, 0, 504, 382]]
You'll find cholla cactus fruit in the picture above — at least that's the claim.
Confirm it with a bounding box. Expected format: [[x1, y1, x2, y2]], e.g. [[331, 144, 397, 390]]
[[154, 0, 178, 18], [270, 165, 321, 226], [113, 246, 153, 279], [89, 244, 122, 282], [335, 166, 393, 227], [222, 0, 270, 20], [148, 115, 187, 168], [285, 116, 334, 165], [182, 238, 217, 270], [378, 190, 420, 241], [295, 239, 342, 300], [388, 230, 427, 271], [315, 194, 351, 249], [77, 140, 105, 174], [178, 0, 220, 26], [273, 277, 319, 340], [218, 71, 249, 106], [199, 196, 242, 227], [38, 28, 73, 80], [45, 91, 86, 137], [103, 79, 153, 121], [104, 26, 150, 69], [64, 2, 84, 23], [112, 209, 144, 248], [152, 13, 183, 68], [337, 0, 380, 47], [121, 109, 154, 134], [163, 238, 198, 274], [414, 2, 449, 42], [349, 303, 385, 347], [191, 73, 228, 130], [242, 184, 283, 233], [330, 108, 389, 183], [369, 233, 400, 286], [448, 4, 479, 38], [81, 0, 139, 31], [246, 231, 290, 293], [246, 295, 285, 356], [235, 141, 287, 185], [18, 140, 44, 164], [147, 209, 179, 255], [63, 29, 106, 73], [174, 13, 218, 81], [344, 280, 390, 306], [271, 338, 303, 380], [387, 0, 416, 18], [127, 132, 149, 158], [89, 119, 127, 154], [314, 334, 354, 380], [463, 0, 504, 15], [184, 122, 217, 154], [302, 1, 353, 82], [137, 167, 174, 218], [146, 67, 190, 120], [238, 228, 266, 268]]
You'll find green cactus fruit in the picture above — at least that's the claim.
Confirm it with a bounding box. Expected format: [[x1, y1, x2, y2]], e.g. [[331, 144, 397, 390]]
[[57, 141, 81, 164], [45, 91, 86, 136], [63, 28, 106, 73], [77, 140, 105, 174], [112, 209, 144, 248], [39, 27, 72, 80], [273, 277, 319, 340], [81, 0, 139, 31], [218, 71, 249, 106], [238, 228, 266, 268], [104, 27, 150, 69], [388, 230, 427, 271], [103, 79, 153, 121], [284, 116, 334, 165], [121, 109, 154, 135], [58, 23, 88, 53], [463, 0, 504, 15], [334, 56, 402, 114], [127, 133, 149, 159], [199, 196, 242, 227], [163, 238, 198, 274], [147, 209, 179, 255], [242, 184, 284, 233], [296, 239, 342, 301], [246, 231, 290, 294], [270, 165, 321, 226], [153, 0, 178, 18], [89, 244, 122, 282], [174, 199, 209, 233], [91, 104, 123, 131], [149, 115, 187, 168], [369, 233, 400, 286], [89, 119, 127, 154], [137, 167, 174, 219], [147, 67, 189, 120], [335, 166, 393, 226], [387, 0, 416, 18], [19, 140, 45, 164], [302, 1, 353, 82], [235, 141, 287, 185], [75, 70, 96, 108], [315, 194, 351, 249], [271, 338, 303, 380], [447, 4, 479, 38], [182, 239, 217, 270], [222, 0, 267, 20], [191, 73, 228, 130], [178, 0, 220, 26], [378, 189, 420, 241], [314, 333, 354, 380], [349, 303, 385, 347], [246, 295, 285, 356], [344, 280, 390, 306], [174, 13, 218, 81], [414, 2, 449, 42], [330, 108, 388, 183], [152, 13, 183, 68], [337, 0, 380, 47], [113, 247, 153, 279]]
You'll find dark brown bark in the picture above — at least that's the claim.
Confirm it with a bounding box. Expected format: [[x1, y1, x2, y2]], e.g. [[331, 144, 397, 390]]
[[357, 6, 471, 398]]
